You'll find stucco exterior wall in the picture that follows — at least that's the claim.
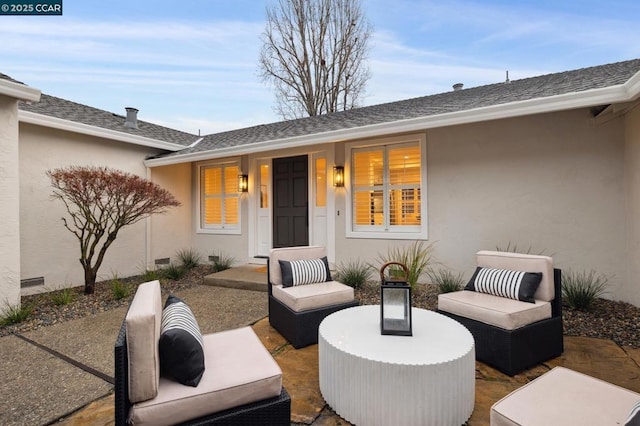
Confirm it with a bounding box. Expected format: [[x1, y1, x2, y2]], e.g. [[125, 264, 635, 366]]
[[335, 108, 630, 303], [624, 104, 640, 306], [19, 123, 164, 292], [148, 163, 193, 266], [0, 95, 21, 312]]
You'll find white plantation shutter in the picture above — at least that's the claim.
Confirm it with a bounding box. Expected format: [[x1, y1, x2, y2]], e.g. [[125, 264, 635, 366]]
[[352, 142, 421, 232], [201, 162, 240, 229]]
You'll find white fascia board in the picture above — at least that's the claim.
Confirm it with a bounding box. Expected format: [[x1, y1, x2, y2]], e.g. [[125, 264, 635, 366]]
[[624, 70, 640, 100], [19, 110, 188, 151], [0, 79, 41, 102], [145, 74, 640, 168]]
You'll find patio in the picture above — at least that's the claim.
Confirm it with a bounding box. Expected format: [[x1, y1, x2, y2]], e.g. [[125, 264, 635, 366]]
[[2, 269, 640, 425]]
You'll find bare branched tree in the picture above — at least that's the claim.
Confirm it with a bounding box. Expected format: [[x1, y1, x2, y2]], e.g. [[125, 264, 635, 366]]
[[259, 0, 372, 119], [48, 166, 181, 294]]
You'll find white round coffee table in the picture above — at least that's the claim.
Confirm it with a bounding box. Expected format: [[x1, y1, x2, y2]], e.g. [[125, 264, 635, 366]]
[[318, 305, 475, 426]]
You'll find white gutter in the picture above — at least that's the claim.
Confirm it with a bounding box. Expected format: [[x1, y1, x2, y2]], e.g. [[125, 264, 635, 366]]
[[0, 79, 41, 102], [19, 110, 189, 152], [144, 71, 640, 168]]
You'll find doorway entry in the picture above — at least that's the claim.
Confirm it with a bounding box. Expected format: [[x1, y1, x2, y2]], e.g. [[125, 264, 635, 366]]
[[272, 155, 309, 248]]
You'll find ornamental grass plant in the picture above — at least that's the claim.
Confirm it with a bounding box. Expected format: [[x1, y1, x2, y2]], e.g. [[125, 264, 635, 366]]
[[176, 248, 202, 270], [427, 268, 465, 294], [49, 287, 77, 306], [0, 301, 33, 325], [110, 275, 132, 300], [335, 259, 373, 289], [375, 241, 435, 288], [163, 262, 187, 280], [211, 251, 234, 272], [562, 269, 609, 311]]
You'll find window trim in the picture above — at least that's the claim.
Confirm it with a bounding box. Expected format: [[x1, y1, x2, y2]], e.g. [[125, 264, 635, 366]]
[[196, 158, 242, 235], [345, 134, 427, 240]]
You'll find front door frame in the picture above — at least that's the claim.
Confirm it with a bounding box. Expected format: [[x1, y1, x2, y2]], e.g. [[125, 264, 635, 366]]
[[247, 146, 337, 262]]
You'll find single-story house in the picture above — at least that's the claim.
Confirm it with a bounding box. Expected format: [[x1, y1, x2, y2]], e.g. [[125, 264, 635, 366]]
[[1, 57, 639, 314]]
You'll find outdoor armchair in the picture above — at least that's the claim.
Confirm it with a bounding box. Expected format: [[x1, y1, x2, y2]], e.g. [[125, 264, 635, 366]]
[[114, 280, 291, 425], [437, 250, 564, 376], [268, 245, 358, 349]]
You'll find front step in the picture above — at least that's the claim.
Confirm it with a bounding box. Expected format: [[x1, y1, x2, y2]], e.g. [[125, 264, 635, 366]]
[[202, 265, 268, 292]]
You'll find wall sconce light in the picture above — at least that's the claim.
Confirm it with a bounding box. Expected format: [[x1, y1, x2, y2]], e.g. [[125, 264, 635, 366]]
[[333, 166, 345, 187], [238, 174, 248, 193]]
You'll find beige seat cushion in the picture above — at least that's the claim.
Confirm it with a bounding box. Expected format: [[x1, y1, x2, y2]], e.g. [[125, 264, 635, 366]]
[[129, 327, 283, 426], [125, 280, 162, 403], [272, 280, 354, 312], [491, 366, 640, 426], [438, 290, 551, 330], [477, 250, 555, 302]]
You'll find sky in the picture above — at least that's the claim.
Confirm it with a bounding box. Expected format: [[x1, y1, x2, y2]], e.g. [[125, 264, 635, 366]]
[[2, 0, 640, 135]]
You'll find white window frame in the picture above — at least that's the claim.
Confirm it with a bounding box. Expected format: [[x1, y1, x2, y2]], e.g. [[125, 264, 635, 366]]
[[345, 134, 427, 240], [196, 158, 241, 235]]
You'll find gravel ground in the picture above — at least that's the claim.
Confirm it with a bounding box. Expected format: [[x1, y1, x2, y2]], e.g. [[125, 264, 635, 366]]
[[2, 266, 640, 349]]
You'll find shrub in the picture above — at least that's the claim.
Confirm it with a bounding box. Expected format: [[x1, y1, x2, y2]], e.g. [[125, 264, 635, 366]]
[[110, 275, 131, 300], [1, 301, 33, 325], [164, 262, 187, 280], [141, 268, 162, 282], [176, 248, 202, 270], [562, 269, 608, 311], [49, 287, 77, 306], [375, 241, 435, 288], [335, 259, 372, 289], [428, 268, 465, 294], [211, 251, 234, 272]]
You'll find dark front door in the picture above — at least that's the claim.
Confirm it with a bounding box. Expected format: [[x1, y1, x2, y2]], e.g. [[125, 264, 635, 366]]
[[273, 155, 308, 248]]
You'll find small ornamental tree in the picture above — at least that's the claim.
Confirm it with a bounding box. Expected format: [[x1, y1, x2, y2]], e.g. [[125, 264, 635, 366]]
[[48, 166, 181, 294]]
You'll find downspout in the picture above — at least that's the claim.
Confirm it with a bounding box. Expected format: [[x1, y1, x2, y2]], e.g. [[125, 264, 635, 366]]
[[145, 166, 152, 270]]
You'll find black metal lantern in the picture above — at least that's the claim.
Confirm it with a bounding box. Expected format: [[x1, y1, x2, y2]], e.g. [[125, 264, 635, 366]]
[[380, 261, 412, 336]]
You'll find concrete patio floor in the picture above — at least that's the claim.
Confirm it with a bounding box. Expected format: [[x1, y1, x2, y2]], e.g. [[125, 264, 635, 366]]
[[3, 267, 640, 425]]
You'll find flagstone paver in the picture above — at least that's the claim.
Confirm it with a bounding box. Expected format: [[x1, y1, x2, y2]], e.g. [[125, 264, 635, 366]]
[[6, 285, 640, 426]]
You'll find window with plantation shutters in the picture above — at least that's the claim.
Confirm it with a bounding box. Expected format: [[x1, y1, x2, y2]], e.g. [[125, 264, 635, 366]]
[[199, 161, 240, 232], [348, 135, 426, 239]]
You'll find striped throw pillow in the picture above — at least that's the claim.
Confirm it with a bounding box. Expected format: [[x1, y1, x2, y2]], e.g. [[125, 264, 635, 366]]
[[279, 256, 332, 287], [626, 400, 640, 426], [159, 295, 205, 387], [465, 267, 542, 303]]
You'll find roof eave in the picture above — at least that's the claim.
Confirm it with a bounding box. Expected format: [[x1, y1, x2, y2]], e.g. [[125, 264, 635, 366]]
[[19, 110, 188, 151], [0, 79, 41, 102], [145, 73, 640, 168]]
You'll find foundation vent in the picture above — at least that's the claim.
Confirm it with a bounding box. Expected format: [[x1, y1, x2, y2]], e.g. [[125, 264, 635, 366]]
[[21, 277, 44, 288]]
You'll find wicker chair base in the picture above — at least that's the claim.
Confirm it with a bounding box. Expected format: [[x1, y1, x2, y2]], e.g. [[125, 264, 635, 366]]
[[437, 310, 564, 376], [268, 295, 359, 349], [114, 321, 291, 426]]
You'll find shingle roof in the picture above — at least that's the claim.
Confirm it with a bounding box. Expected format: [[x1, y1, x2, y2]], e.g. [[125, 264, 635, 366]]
[[19, 94, 199, 146], [157, 57, 640, 159]]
